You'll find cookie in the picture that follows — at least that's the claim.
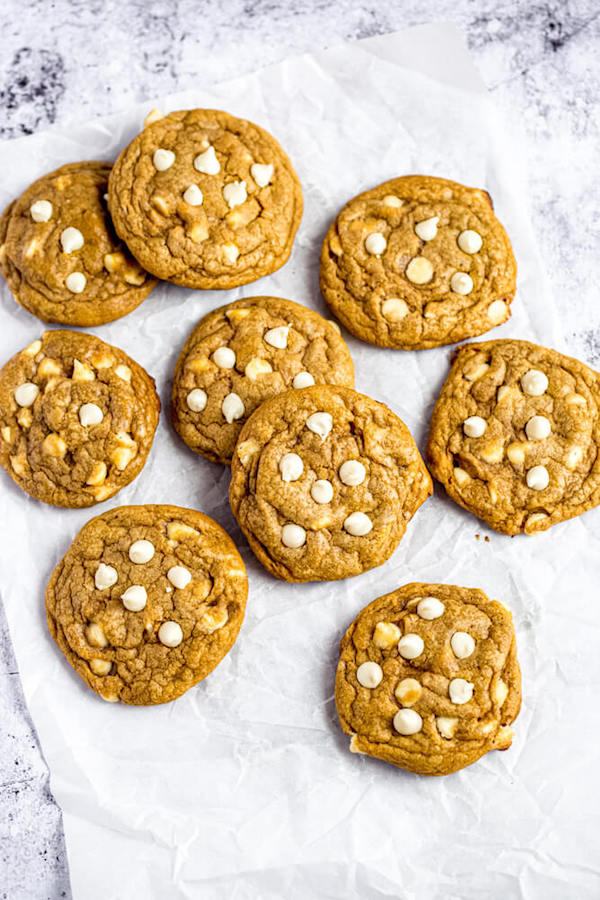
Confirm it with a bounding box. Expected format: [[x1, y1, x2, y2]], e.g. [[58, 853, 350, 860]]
[[0, 162, 157, 326], [0, 330, 160, 508], [320, 175, 516, 350], [335, 582, 521, 776], [229, 385, 432, 581], [171, 296, 355, 464], [427, 338, 600, 535], [108, 109, 303, 289], [46, 504, 247, 705]]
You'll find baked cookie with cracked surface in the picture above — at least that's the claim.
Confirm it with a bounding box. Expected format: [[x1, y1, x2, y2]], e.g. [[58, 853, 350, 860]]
[[320, 175, 516, 350], [172, 295, 355, 464], [427, 338, 600, 534], [335, 582, 521, 776], [0, 162, 156, 326], [0, 330, 160, 508], [229, 385, 432, 581], [108, 108, 303, 289], [46, 504, 247, 705]]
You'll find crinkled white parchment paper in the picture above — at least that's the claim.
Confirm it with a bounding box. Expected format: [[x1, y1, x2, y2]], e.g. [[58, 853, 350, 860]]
[[1, 24, 599, 900]]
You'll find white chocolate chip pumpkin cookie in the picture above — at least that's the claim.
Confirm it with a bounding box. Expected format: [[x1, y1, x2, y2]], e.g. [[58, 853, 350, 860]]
[[427, 338, 600, 534], [229, 385, 432, 581], [171, 296, 355, 464], [0, 162, 157, 326], [108, 109, 303, 289], [46, 504, 247, 705], [0, 330, 160, 508], [335, 583, 521, 776], [320, 175, 516, 350]]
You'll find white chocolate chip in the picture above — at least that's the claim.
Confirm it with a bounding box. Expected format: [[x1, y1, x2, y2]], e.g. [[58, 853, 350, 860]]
[[525, 415, 551, 440], [158, 621, 183, 648], [121, 585, 147, 612], [414, 216, 439, 241], [279, 452, 303, 482], [30, 200, 53, 222], [416, 597, 445, 619], [306, 412, 332, 439], [365, 232, 387, 256], [449, 678, 474, 704], [144, 108, 164, 127], [487, 300, 508, 323], [382, 195, 403, 207], [398, 633, 424, 659], [356, 661, 383, 689], [186, 388, 207, 412], [450, 271, 474, 295], [381, 298, 409, 322], [153, 148, 175, 171], [223, 180, 247, 209], [60, 227, 84, 253], [90, 659, 112, 676], [194, 146, 220, 174], [281, 523, 306, 548], [66, 272, 86, 293], [222, 393, 245, 423], [395, 677, 422, 706], [86, 623, 108, 648], [250, 163, 273, 187], [393, 708, 423, 735], [343, 512, 372, 536], [450, 632, 475, 659], [339, 459, 366, 486], [463, 416, 487, 438], [183, 184, 203, 206], [222, 243, 240, 264], [436, 716, 458, 738], [526, 465, 549, 491], [458, 229, 483, 254], [79, 403, 103, 427], [405, 257, 434, 284], [264, 326, 289, 349], [212, 347, 236, 369], [14, 382, 39, 407], [292, 371, 314, 389], [311, 479, 333, 504], [129, 539, 155, 564], [373, 621, 401, 649], [245, 357, 272, 380], [95, 563, 117, 590], [115, 365, 131, 382], [521, 369, 548, 396], [167, 565, 192, 589]]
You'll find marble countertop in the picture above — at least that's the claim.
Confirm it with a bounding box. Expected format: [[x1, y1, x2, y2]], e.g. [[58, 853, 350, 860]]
[[1, 1, 599, 897]]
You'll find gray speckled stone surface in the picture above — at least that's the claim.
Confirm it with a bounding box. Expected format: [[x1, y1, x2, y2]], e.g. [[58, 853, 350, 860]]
[[0, 2, 598, 897]]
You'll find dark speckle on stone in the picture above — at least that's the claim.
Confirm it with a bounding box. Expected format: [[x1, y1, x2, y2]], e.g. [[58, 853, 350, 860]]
[[0, 48, 66, 139]]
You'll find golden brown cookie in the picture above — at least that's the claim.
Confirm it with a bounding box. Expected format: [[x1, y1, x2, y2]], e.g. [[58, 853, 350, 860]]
[[320, 175, 516, 350], [229, 385, 432, 581], [335, 583, 521, 776], [46, 504, 248, 705], [0, 162, 157, 326], [171, 296, 355, 464], [427, 338, 600, 535], [0, 330, 160, 508], [108, 109, 303, 289]]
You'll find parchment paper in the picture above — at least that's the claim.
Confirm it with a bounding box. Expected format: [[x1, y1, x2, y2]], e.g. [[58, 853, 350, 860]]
[[1, 24, 599, 900]]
